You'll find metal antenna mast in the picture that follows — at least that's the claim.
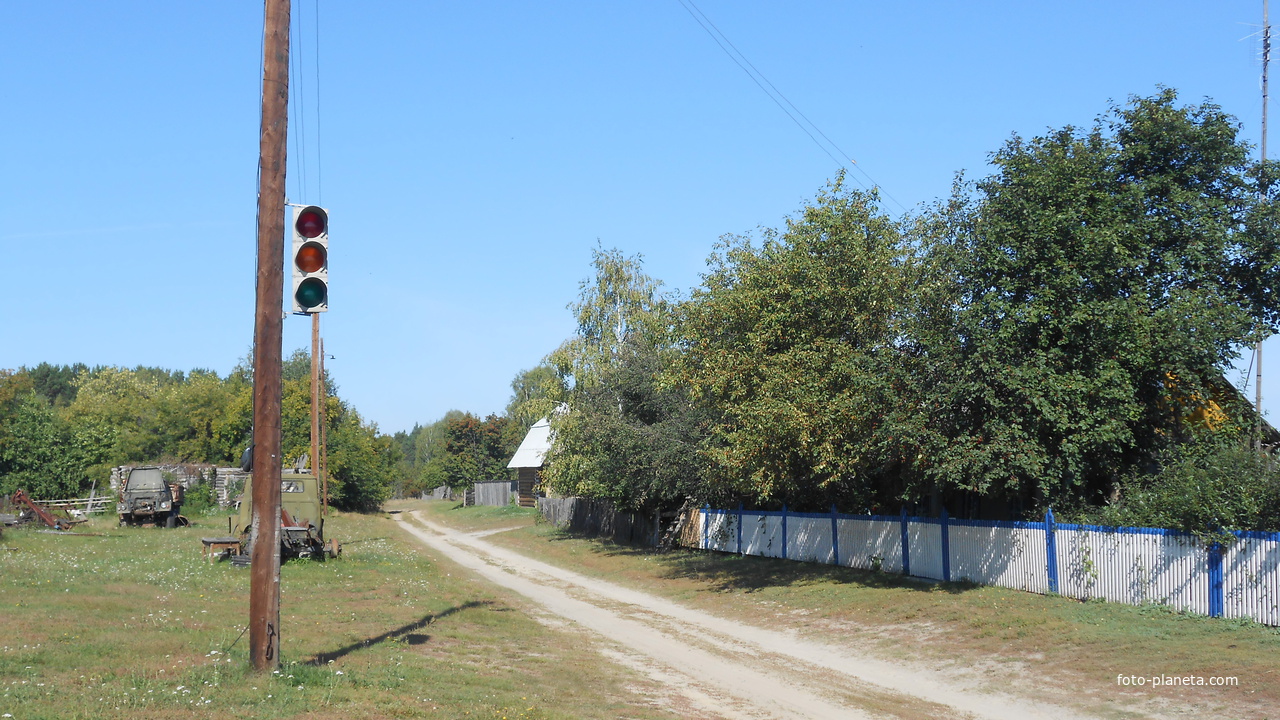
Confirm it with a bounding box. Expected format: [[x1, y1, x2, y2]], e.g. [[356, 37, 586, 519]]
[[1259, 0, 1270, 448]]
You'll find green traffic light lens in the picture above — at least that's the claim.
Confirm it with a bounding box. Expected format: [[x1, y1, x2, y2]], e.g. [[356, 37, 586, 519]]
[[296, 277, 327, 309]]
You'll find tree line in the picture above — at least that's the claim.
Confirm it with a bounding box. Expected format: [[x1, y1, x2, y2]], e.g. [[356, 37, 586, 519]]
[[507, 91, 1280, 536], [27, 91, 1275, 535], [0, 351, 394, 511]]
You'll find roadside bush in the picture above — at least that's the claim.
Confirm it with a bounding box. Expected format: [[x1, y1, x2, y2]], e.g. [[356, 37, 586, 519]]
[[1088, 439, 1280, 542], [181, 479, 220, 516]]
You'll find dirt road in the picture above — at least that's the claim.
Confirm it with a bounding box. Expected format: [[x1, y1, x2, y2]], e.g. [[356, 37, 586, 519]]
[[395, 512, 1091, 720]]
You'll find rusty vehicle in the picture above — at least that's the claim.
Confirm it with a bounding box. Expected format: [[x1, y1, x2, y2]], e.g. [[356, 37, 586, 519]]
[[230, 470, 338, 561], [11, 489, 76, 531], [118, 466, 187, 527]]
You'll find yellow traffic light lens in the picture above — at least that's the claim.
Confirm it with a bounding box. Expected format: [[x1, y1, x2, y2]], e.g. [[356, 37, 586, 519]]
[[295, 242, 326, 273]]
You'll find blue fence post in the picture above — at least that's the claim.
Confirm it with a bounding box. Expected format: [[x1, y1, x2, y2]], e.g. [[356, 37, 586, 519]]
[[781, 504, 789, 560], [1045, 508, 1059, 594], [737, 502, 744, 555], [831, 504, 841, 567], [940, 507, 951, 582], [702, 504, 710, 551], [900, 506, 911, 576], [1208, 542, 1224, 618]]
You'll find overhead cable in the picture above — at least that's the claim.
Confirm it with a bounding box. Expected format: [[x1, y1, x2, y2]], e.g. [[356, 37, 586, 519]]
[[675, 0, 906, 212]]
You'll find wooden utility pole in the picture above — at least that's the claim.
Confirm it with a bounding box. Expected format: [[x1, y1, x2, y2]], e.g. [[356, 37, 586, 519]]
[[250, 0, 290, 673], [1260, 0, 1270, 449], [311, 312, 321, 483], [320, 339, 329, 516]]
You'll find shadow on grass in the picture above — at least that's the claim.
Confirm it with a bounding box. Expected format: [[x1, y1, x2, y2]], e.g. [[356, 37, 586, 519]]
[[548, 527, 978, 596], [306, 599, 493, 665]]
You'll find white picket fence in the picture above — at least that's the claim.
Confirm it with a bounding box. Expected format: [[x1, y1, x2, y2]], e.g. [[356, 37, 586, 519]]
[[696, 506, 1280, 626]]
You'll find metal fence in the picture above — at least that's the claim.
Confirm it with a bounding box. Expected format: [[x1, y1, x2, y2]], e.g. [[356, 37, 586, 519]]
[[696, 506, 1280, 626]]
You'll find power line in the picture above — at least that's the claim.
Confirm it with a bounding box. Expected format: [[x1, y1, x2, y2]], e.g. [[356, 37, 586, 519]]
[[314, 0, 324, 205], [674, 0, 906, 212], [291, 7, 308, 202]]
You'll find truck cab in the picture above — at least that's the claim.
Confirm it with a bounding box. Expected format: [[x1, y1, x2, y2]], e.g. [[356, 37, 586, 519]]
[[233, 471, 337, 560], [118, 466, 184, 527]]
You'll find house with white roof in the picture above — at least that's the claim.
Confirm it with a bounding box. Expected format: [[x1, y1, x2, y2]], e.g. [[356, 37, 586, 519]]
[[506, 416, 553, 508]]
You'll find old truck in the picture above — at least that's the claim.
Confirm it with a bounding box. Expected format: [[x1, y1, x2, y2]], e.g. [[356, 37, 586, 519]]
[[118, 466, 186, 527], [228, 470, 339, 561]]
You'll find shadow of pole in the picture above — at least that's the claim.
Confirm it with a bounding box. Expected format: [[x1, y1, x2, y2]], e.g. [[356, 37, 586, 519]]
[[305, 599, 493, 666]]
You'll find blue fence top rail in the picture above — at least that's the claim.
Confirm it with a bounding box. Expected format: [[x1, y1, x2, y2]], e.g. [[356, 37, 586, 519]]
[[945, 517, 1047, 530], [701, 506, 1280, 542], [1231, 528, 1280, 542], [1053, 522, 1192, 537], [704, 507, 904, 523]]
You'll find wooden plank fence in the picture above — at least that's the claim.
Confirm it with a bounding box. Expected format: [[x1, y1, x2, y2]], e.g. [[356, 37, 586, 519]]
[[35, 495, 113, 515], [538, 497, 659, 546]]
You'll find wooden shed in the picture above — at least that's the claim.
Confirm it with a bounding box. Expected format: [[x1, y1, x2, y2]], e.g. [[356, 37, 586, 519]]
[[506, 417, 553, 508]]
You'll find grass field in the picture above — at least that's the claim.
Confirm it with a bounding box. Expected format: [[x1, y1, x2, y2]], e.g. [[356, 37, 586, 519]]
[[416, 499, 1280, 719], [0, 507, 685, 720], [8, 499, 1277, 719]]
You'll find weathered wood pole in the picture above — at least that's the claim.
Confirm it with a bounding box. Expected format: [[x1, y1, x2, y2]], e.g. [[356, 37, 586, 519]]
[[250, 0, 290, 673], [320, 339, 328, 517], [311, 312, 321, 481]]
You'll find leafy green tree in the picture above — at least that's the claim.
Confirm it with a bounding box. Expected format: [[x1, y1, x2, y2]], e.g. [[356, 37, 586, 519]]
[[439, 413, 515, 490], [504, 363, 566, 432], [542, 247, 712, 512], [674, 180, 916, 510], [409, 410, 468, 495], [0, 369, 36, 410], [25, 362, 88, 407], [548, 245, 668, 395], [325, 402, 395, 512], [1084, 438, 1280, 540], [549, 333, 712, 511], [155, 369, 248, 464], [915, 90, 1277, 511], [0, 393, 113, 499], [65, 367, 165, 465]]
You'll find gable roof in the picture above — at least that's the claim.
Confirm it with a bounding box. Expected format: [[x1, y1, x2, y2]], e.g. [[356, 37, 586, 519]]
[[507, 417, 553, 469]]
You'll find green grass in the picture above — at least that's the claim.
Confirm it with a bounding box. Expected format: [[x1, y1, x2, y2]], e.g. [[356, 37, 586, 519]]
[[419, 499, 1280, 718], [0, 508, 683, 720], [392, 499, 539, 534]]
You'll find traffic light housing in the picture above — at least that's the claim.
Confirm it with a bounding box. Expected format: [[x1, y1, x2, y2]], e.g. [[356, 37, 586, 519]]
[[291, 205, 328, 313]]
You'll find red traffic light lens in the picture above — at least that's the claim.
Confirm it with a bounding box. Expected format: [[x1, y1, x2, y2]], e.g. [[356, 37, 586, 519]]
[[296, 209, 326, 238], [295, 242, 326, 273]]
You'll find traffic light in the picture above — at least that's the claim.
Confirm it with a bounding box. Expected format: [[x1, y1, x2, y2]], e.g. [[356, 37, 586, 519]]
[[291, 205, 329, 313]]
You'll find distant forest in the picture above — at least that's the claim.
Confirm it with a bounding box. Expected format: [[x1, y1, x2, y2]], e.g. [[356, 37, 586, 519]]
[[0, 353, 394, 511], [0, 351, 548, 511]]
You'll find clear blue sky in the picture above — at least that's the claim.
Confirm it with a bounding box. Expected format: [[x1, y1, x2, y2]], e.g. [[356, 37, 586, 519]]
[[1, 1, 1274, 434]]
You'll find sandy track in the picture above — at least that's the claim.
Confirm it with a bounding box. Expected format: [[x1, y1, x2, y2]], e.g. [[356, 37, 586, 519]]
[[395, 512, 1090, 720]]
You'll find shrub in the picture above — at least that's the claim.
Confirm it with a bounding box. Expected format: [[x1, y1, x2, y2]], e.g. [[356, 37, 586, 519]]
[[1089, 439, 1280, 542]]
